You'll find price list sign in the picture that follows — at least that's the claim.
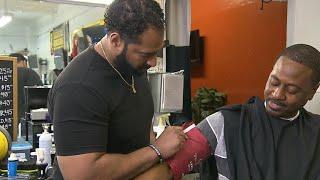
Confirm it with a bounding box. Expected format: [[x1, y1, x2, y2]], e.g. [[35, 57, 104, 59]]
[[0, 57, 18, 141]]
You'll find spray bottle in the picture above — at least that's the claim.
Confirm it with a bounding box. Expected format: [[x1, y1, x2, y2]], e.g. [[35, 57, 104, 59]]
[[39, 123, 52, 166]]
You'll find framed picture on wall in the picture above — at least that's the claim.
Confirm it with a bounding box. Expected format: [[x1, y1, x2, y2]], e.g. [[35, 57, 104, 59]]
[[50, 22, 69, 55]]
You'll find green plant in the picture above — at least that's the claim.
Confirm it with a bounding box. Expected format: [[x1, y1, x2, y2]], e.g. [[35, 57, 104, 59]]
[[192, 87, 227, 124]]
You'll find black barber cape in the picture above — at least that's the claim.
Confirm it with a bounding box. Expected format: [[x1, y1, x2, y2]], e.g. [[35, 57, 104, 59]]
[[215, 97, 320, 180]]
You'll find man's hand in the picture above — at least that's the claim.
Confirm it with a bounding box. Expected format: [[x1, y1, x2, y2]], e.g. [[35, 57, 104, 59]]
[[154, 126, 188, 159]]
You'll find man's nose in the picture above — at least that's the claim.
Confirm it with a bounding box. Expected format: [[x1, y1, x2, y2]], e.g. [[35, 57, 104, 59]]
[[272, 86, 286, 100]]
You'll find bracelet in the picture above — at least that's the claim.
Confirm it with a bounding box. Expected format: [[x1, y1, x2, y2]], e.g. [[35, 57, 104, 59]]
[[148, 144, 163, 163]]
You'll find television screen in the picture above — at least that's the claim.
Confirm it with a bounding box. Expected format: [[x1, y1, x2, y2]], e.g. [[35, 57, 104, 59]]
[[28, 55, 38, 69], [190, 30, 204, 64], [53, 48, 67, 69], [82, 25, 107, 47]]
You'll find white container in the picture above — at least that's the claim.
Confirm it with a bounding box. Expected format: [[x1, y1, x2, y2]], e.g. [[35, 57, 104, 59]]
[[39, 124, 52, 166], [148, 72, 184, 113]]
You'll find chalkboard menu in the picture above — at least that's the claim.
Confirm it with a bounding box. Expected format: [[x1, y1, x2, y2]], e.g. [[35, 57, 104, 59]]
[[0, 56, 18, 141]]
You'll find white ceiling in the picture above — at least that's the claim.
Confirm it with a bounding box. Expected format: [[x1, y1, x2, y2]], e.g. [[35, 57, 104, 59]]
[[0, 0, 95, 36], [0, 0, 98, 22], [0, 0, 59, 21]]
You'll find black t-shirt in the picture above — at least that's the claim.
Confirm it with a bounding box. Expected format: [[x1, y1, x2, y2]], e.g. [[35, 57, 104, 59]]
[[48, 46, 154, 179], [18, 67, 43, 121]]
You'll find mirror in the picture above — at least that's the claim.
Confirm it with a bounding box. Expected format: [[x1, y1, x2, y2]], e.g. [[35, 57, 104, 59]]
[[0, 0, 107, 84]]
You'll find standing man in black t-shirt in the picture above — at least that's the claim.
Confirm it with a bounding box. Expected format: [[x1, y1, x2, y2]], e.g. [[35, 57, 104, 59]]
[[48, 0, 188, 179], [9, 53, 43, 122]]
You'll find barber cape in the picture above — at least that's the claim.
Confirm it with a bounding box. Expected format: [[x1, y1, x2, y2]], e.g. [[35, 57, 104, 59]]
[[211, 96, 320, 180]]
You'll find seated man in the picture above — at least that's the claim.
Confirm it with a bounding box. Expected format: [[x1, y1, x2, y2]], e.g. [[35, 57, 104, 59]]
[[9, 53, 43, 122], [136, 44, 320, 180]]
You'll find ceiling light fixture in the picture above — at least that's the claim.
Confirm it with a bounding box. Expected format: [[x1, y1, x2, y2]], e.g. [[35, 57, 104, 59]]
[[42, 0, 114, 7], [0, 15, 12, 28], [0, 0, 12, 28]]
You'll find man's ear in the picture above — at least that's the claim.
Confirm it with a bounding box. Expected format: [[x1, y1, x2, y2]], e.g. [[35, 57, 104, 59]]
[[108, 32, 125, 55], [315, 83, 320, 92], [313, 82, 319, 93], [308, 83, 319, 100]]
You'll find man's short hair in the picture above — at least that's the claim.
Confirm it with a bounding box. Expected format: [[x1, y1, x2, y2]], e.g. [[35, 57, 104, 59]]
[[104, 0, 164, 43], [278, 44, 320, 86], [9, 53, 27, 63]]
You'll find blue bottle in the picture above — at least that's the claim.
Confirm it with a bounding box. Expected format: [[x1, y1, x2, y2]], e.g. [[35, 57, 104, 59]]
[[7, 153, 18, 177]]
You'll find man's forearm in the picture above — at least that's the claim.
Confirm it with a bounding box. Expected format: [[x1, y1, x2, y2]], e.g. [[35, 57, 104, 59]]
[[58, 126, 187, 180], [134, 163, 172, 180], [93, 146, 159, 180], [58, 146, 160, 180]]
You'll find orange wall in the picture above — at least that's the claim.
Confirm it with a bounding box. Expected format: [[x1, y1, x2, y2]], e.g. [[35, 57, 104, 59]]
[[191, 0, 287, 104]]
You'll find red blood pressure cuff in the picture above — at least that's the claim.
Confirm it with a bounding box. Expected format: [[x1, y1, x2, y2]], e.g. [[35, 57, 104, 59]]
[[166, 124, 212, 180]]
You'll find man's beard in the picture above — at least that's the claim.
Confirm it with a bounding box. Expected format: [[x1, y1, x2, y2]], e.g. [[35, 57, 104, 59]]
[[114, 46, 150, 76]]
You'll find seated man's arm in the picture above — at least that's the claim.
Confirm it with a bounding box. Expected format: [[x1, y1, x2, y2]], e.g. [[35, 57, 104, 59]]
[[136, 112, 225, 180]]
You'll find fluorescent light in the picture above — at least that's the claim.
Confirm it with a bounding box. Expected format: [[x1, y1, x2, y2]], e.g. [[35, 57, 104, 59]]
[[43, 0, 114, 7], [0, 15, 12, 28]]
